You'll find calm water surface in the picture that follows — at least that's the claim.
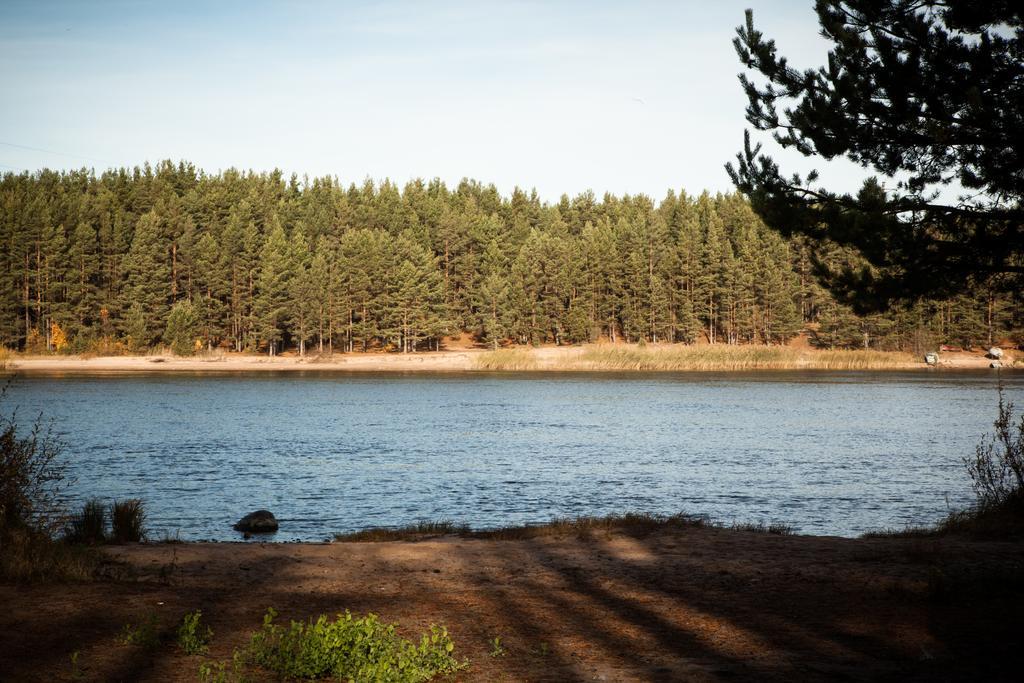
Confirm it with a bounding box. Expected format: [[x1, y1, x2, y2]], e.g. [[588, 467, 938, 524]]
[[8, 370, 1023, 540]]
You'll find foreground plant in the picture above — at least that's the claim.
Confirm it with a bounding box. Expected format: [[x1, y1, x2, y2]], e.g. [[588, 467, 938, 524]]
[[0, 385, 69, 535], [120, 613, 161, 651], [198, 654, 246, 683], [489, 636, 506, 658], [245, 608, 463, 681], [966, 386, 1024, 507], [868, 386, 1024, 539], [177, 609, 213, 655], [0, 385, 103, 581]]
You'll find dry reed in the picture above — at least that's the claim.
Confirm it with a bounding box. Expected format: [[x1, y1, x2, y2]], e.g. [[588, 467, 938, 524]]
[[474, 344, 914, 371], [0, 528, 102, 582], [473, 348, 541, 371], [110, 498, 147, 543]]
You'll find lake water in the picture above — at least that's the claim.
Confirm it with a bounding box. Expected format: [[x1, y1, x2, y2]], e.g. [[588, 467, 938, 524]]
[[6, 370, 1023, 541]]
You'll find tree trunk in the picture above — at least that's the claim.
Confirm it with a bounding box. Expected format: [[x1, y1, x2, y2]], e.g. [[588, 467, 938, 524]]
[[987, 296, 995, 346]]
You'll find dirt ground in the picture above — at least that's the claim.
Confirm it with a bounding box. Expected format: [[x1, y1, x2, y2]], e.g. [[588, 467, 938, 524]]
[[2, 526, 1022, 682]]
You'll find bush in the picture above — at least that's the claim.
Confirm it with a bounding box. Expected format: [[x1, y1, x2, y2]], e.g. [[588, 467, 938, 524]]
[[120, 613, 161, 651], [0, 385, 69, 535], [965, 386, 1024, 506], [864, 387, 1024, 540], [178, 609, 213, 655], [246, 608, 463, 682], [198, 650, 247, 683], [65, 498, 107, 544], [110, 498, 146, 543], [0, 385, 107, 581], [926, 385, 1024, 539]]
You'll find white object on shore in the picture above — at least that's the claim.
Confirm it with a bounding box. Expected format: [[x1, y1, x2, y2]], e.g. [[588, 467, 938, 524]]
[[988, 347, 1003, 359], [924, 352, 939, 365], [991, 360, 1002, 369]]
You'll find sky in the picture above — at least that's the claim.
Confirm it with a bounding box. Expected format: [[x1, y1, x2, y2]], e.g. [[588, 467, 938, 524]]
[[0, 0, 870, 201]]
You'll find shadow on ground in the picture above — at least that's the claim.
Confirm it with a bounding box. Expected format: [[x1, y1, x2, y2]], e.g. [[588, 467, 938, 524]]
[[1, 526, 1022, 682]]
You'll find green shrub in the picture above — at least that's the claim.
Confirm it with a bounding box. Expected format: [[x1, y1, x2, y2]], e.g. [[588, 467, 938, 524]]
[[1, 385, 69, 535], [120, 613, 161, 651], [66, 498, 107, 544], [943, 386, 1024, 538], [246, 608, 463, 681], [867, 387, 1024, 539], [198, 650, 247, 683], [0, 385, 105, 581], [966, 386, 1024, 506], [110, 498, 146, 543], [178, 609, 213, 655], [198, 660, 230, 683]]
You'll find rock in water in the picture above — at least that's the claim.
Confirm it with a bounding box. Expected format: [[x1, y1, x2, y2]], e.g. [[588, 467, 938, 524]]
[[234, 510, 279, 533]]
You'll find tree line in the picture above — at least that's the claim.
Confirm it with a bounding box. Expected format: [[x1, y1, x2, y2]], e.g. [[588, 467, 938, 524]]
[[0, 161, 1019, 355]]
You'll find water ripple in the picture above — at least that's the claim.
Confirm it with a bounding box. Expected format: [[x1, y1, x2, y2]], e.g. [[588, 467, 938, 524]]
[[7, 370, 1023, 540]]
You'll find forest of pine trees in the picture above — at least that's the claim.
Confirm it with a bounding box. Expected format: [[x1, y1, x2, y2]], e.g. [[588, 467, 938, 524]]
[[1, 161, 1020, 355]]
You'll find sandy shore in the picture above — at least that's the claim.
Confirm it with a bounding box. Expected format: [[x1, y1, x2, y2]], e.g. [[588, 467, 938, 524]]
[[1, 526, 1020, 681], [3, 346, 1015, 374], [4, 350, 484, 373]]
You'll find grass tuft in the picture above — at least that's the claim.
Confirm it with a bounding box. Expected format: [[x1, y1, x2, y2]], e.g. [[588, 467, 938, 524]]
[[860, 526, 940, 539], [730, 521, 795, 535], [934, 492, 1024, 538], [65, 498, 107, 544], [110, 498, 146, 543], [333, 521, 470, 542], [472, 512, 711, 540], [159, 529, 184, 544]]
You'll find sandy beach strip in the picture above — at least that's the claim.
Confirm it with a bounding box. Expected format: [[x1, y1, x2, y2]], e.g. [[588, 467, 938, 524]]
[[2, 345, 1013, 374]]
